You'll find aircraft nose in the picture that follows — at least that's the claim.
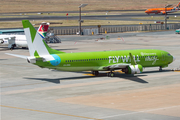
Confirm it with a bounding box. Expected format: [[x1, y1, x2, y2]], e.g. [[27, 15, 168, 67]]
[[145, 10, 149, 13]]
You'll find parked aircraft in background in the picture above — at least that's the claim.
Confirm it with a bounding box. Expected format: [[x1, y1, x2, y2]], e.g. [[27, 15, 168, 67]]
[[0, 22, 49, 49], [0, 35, 27, 48], [145, 2, 180, 14], [6, 20, 175, 77]]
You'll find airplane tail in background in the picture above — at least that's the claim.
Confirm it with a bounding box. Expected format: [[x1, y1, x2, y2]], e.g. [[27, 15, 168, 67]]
[[22, 20, 64, 59], [37, 22, 49, 38], [176, 2, 180, 9]]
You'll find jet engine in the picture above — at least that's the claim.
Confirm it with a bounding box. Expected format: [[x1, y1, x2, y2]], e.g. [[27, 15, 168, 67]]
[[122, 64, 143, 74], [0, 40, 4, 44], [161, 11, 166, 14]]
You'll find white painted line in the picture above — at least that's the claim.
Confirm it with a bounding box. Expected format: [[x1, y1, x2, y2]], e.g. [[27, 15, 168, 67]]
[[99, 105, 180, 119]]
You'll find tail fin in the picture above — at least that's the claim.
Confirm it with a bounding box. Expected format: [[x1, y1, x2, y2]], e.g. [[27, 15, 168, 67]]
[[37, 22, 49, 38], [22, 20, 64, 58], [176, 2, 180, 8]]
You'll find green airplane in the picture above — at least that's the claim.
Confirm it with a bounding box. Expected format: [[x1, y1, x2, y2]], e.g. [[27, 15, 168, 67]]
[[6, 20, 175, 77]]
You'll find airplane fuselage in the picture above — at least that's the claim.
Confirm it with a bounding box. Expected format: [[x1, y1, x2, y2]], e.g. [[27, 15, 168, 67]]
[[145, 7, 179, 14], [0, 35, 27, 48], [33, 49, 173, 72]]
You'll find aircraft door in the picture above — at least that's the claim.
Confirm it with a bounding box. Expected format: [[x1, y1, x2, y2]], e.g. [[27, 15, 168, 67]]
[[161, 52, 165, 61]]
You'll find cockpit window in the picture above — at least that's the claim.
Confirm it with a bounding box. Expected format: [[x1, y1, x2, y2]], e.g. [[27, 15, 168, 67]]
[[167, 54, 171, 56]]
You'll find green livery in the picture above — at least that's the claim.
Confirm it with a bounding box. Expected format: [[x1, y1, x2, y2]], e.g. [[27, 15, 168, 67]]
[[7, 20, 175, 77]]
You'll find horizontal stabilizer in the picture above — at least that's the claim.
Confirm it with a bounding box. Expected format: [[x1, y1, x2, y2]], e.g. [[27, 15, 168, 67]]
[[5, 53, 28, 59]]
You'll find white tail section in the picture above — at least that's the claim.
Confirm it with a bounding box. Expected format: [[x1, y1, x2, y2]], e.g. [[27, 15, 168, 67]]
[[23, 20, 54, 61]]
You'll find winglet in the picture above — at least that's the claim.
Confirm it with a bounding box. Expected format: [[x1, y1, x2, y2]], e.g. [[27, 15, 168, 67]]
[[129, 53, 137, 65]]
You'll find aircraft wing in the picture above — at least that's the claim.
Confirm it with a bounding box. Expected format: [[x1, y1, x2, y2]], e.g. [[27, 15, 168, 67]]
[[103, 63, 130, 70], [102, 52, 137, 70], [161, 9, 179, 14]]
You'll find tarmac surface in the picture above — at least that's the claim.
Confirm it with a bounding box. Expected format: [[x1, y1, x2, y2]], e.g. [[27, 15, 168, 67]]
[[1, 31, 180, 120]]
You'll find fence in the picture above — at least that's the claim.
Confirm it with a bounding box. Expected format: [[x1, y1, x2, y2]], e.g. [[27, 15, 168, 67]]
[[83, 28, 98, 35], [53, 23, 180, 35]]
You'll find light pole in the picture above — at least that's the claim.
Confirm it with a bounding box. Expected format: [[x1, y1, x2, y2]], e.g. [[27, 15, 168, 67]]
[[164, 4, 172, 30], [79, 4, 88, 35]]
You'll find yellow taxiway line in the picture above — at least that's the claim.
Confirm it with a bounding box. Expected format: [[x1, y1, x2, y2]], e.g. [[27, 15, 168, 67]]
[[0, 105, 102, 120]]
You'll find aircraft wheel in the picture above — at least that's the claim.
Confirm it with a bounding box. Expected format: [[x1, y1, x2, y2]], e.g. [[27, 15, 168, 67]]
[[107, 72, 114, 77], [10, 44, 16, 49], [94, 71, 99, 76], [92, 71, 99, 76], [110, 72, 115, 77], [159, 66, 162, 72]]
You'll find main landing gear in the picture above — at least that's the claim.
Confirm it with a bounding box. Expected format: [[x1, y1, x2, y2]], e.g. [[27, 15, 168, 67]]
[[159, 66, 162, 72], [92, 71, 99, 76], [91, 71, 115, 77], [107, 71, 115, 77]]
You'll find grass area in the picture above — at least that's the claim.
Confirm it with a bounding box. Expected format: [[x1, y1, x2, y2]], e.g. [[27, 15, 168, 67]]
[[0, 15, 27, 18], [1, 0, 179, 13], [0, 19, 175, 29]]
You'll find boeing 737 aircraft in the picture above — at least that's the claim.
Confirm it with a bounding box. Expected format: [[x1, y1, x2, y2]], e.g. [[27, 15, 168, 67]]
[[6, 20, 175, 77], [0, 22, 49, 49], [145, 2, 180, 14]]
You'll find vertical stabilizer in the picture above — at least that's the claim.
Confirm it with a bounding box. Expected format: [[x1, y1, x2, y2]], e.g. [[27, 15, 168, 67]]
[[22, 20, 64, 60], [37, 22, 49, 38], [176, 2, 180, 9]]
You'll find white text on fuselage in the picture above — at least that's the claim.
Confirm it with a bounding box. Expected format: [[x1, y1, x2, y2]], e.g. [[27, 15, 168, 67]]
[[109, 54, 159, 65], [109, 55, 140, 63]]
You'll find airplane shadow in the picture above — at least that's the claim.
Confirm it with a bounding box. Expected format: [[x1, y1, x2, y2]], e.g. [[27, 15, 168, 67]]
[[55, 48, 78, 51], [24, 76, 97, 84], [24, 72, 149, 84], [0, 47, 10, 51], [0, 46, 28, 51], [142, 69, 173, 74], [0, 59, 7, 60], [78, 71, 148, 83]]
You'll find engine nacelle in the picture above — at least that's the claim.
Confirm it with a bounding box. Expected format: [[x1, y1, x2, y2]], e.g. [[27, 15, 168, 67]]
[[161, 11, 166, 14], [123, 64, 143, 74], [0, 39, 4, 44]]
